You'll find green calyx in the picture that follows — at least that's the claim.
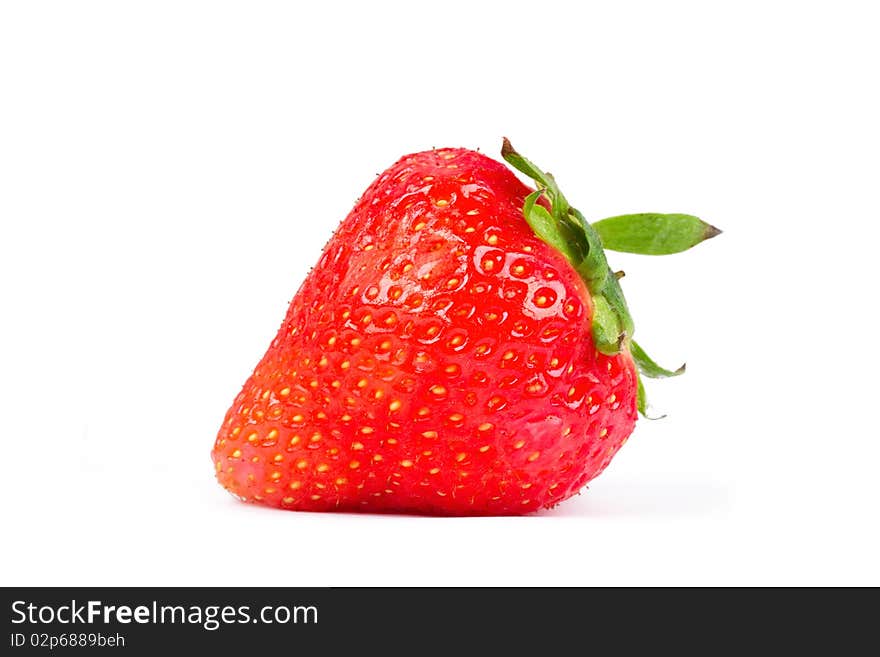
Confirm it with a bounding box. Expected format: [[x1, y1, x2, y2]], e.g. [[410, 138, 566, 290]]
[[501, 138, 719, 417]]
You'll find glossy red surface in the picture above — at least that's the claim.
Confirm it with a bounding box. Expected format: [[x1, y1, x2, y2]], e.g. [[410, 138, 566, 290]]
[[212, 148, 637, 515]]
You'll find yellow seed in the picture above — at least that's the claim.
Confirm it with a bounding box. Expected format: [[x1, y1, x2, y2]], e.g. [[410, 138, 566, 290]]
[[435, 199, 449, 207], [422, 431, 438, 439], [466, 209, 479, 216], [502, 351, 515, 360], [448, 413, 464, 423], [430, 385, 447, 396], [310, 494, 322, 501], [341, 414, 352, 422], [231, 449, 242, 458], [270, 471, 282, 480], [429, 467, 441, 475], [273, 454, 283, 463], [361, 426, 375, 434], [607, 394, 617, 404], [486, 234, 498, 245], [599, 428, 608, 438], [413, 221, 426, 231], [296, 459, 308, 469], [417, 407, 431, 417], [479, 445, 491, 453], [401, 459, 414, 468], [289, 435, 301, 446], [373, 454, 383, 462], [349, 460, 360, 469], [282, 496, 294, 504], [387, 437, 398, 445], [389, 399, 402, 412], [341, 360, 350, 370], [289, 481, 302, 490], [246, 432, 258, 443], [357, 378, 368, 388], [316, 464, 329, 473], [513, 440, 526, 449], [267, 429, 278, 440], [310, 432, 322, 443], [478, 422, 493, 432], [352, 442, 364, 450], [350, 337, 362, 347], [527, 451, 541, 462], [279, 387, 290, 397], [455, 452, 467, 462]]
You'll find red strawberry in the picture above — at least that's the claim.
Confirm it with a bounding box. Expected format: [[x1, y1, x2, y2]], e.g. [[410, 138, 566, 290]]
[[211, 140, 719, 515]]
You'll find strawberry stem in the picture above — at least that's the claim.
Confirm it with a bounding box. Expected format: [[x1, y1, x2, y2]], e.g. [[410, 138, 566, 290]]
[[501, 138, 715, 416], [502, 138, 633, 355]]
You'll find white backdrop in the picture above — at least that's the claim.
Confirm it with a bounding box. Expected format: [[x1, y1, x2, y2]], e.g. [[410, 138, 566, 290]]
[[2, 0, 877, 586]]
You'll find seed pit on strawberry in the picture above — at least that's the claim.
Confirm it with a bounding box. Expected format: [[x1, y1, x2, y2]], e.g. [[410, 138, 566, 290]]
[[211, 140, 718, 515]]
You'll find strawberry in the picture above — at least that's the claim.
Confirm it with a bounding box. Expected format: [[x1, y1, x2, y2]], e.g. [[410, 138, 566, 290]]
[[211, 139, 719, 515]]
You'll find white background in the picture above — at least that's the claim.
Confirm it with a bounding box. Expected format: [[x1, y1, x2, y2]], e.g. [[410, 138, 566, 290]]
[[2, 1, 878, 586]]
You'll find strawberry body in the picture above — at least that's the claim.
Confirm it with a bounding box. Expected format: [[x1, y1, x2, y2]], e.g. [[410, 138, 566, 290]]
[[212, 148, 638, 515]]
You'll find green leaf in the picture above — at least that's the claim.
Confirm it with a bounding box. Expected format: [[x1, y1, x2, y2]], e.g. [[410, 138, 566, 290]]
[[502, 138, 573, 220], [593, 213, 721, 255], [637, 374, 647, 416], [522, 190, 579, 262], [630, 340, 685, 379], [590, 295, 624, 355], [502, 138, 556, 193]]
